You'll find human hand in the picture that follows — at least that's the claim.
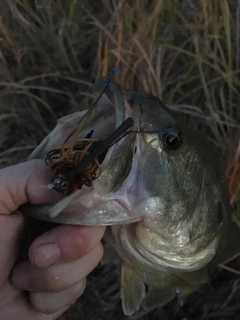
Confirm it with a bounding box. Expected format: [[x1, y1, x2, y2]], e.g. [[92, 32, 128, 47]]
[[0, 160, 105, 320]]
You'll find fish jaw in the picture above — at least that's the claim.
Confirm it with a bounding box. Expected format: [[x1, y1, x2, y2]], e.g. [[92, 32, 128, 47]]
[[111, 219, 221, 274], [20, 133, 167, 225]]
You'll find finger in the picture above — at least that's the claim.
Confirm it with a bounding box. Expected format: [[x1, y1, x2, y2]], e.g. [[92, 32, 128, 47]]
[[0, 159, 62, 214], [30, 279, 86, 314], [0, 213, 24, 281], [12, 243, 103, 292], [28, 225, 106, 267], [1, 288, 70, 320]]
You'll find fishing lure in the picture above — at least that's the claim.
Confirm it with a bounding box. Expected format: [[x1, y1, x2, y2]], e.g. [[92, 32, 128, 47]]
[[45, 132, 100, 194], [46, 117, 134, 193], [45, 67, 122, 194]]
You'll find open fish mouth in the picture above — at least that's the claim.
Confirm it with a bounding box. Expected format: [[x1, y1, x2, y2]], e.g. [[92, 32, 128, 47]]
[[22, 78, 173, 225]]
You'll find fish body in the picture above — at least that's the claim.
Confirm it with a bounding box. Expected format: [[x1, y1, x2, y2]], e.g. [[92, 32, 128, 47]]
[[21, 79, 231, 315]]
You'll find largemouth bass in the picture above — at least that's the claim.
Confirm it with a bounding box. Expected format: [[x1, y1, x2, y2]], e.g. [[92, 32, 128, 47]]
[[21, 78, 231, 316]]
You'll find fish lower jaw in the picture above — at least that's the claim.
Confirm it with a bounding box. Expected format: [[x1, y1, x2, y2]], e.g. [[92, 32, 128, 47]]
[[115, 224, 219, 273], [133, 237, 218, 273], [147, 239, 217, 271]]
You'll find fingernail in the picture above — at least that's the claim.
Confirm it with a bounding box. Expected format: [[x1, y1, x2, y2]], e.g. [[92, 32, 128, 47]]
[[35, 243, 61, 267]]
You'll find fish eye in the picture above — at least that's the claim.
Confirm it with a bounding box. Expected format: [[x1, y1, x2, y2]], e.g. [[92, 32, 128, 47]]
[[163, 126, 182, 150]]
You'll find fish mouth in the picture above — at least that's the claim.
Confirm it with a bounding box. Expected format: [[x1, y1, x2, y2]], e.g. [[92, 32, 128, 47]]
[[22, 80, 153, 225], [22, 77, 178, 226], [22, 132, 158, 225]]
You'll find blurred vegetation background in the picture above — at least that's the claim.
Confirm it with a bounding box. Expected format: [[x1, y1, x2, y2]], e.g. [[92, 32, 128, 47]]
[[1, 0, 240, 319]]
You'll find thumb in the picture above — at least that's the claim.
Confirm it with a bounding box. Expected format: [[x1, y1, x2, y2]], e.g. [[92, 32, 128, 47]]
[[0, 160, 60, 214]]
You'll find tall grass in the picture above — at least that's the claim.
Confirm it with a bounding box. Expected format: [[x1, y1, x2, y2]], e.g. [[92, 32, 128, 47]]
[[0, 0, 99, 165], [1, 1, 240, 319]]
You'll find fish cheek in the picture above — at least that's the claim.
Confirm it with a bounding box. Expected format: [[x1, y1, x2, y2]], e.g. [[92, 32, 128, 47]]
[[136, 139, 182, 220], [136, 141, 169, 197]]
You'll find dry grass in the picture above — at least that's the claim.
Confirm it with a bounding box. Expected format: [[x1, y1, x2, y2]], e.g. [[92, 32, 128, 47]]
[[1, 0, 240, 319], [0, 0, 100, 165]]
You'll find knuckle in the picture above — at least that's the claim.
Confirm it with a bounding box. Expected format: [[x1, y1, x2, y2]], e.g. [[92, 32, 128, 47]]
[[72, 231, 89, 255], [60, 229, 90, 260]]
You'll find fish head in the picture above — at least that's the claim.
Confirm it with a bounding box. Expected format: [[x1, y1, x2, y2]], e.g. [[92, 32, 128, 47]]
[[100, 88, 228, 272], [21, 79, 229, 271]]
